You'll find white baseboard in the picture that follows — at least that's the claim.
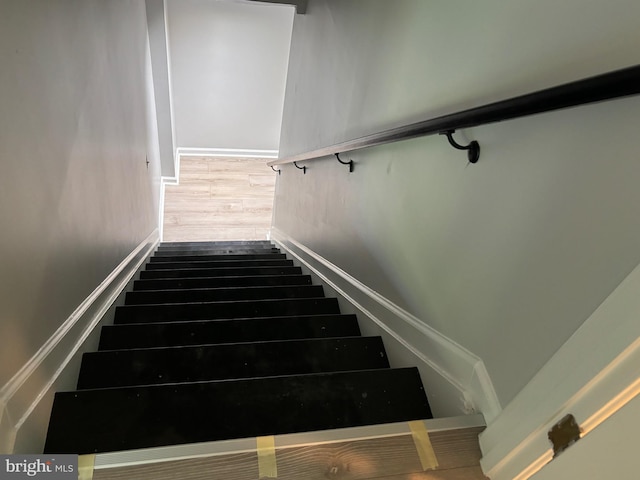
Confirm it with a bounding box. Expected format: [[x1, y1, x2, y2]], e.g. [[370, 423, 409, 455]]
[[270, 228, 502, 423], [479, 259, 640, 480], [176, 147, 279, 159], [0, 230, 159, 453]]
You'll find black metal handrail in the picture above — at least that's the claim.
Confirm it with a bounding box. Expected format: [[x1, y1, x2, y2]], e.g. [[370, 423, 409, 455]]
[[268, 64, 640, 167]]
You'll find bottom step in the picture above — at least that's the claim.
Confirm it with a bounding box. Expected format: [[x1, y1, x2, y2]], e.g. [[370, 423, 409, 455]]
[[44, 367, 432, 454], [89, 416, 486, 479]]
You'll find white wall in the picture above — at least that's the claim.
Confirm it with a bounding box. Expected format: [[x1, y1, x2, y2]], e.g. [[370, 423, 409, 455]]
[[273, 0, 640, 410], [166, 0, 293, 151], [0, 0, 161, 451], [279, 0, 640, 159]]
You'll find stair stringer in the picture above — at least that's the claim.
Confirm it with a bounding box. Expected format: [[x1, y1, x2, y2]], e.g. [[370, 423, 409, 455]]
[[0, 230, 159, 454], [270, 228, 501, 423]]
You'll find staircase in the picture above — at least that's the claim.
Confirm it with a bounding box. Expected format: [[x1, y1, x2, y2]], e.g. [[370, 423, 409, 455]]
[[44, 240, 432, 455]]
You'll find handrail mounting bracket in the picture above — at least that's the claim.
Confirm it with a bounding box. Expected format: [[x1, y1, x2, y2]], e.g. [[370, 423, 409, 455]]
[[440, 130, 480, 163], [335, 153, 354, 173], [293, 161, 306, 174]]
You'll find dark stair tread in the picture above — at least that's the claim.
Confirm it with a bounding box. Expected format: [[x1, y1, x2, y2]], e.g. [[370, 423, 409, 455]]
[[145, 259, 293, 270], [78, 336, 389, 389], [114, 297, 340, 324], [98, 314, 361, 350], [140, 266, 302, 280], [44, 367, 432, 454], [125, 285, 324, 305], [149, 253, 287, 263], [133, 274, 312, 291]]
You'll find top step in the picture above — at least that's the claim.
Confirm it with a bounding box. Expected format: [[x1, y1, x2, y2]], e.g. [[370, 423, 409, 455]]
[[156, 247, 280, 255], [160, 241, 274, 247]]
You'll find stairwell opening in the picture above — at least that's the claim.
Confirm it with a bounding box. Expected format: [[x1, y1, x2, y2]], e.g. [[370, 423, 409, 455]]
[[161, 155, 276, 242]]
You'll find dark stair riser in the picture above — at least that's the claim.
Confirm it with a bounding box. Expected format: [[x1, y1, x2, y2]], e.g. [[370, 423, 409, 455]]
[[114, 298, 340, 324], [125, 285, 324, 305], [98, 314, 361, 350], [132, 274, 312, 292], [44, 368, 432, 455], [140, 266, 302, 279], [149, 253, 286, 263], [78, 337, 389, 389]]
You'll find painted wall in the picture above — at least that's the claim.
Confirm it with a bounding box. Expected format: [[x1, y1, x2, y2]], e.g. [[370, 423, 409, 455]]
[[166, 0, 294, 151], [0, 0, 160, 408], [273, 0, 640, 409]]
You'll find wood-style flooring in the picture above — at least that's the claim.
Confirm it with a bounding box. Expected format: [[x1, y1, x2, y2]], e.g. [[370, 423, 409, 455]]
[[162, 156, 276, 242], [93, 427, 489, 480]]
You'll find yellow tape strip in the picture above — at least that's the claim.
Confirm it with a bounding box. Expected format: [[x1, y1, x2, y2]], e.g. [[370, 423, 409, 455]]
[[257, 435, 278, 478], [409, 420, 439, 471], [78, 454, 95, 480]]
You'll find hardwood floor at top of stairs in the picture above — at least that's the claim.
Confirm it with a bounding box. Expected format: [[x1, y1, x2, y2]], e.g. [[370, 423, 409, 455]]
[[162, 156, 276, 242]]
